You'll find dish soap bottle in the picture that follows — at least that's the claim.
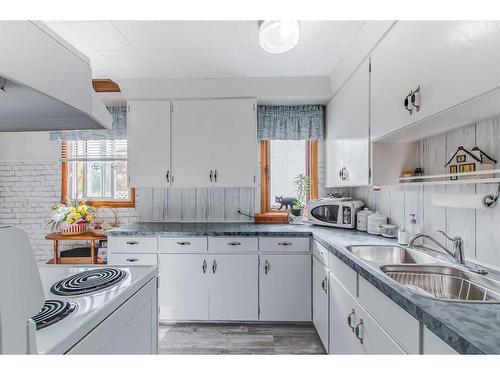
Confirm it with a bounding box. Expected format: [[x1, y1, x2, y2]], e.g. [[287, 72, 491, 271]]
[[408, 213, 417, 238], [398, 224, 409, 245]]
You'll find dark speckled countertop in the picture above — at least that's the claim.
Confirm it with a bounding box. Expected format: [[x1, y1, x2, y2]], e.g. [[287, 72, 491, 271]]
[[108, 222, 500, 354]]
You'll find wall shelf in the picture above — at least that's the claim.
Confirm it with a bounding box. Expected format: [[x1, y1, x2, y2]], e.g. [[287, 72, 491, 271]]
[[398, 169, 500, 186]]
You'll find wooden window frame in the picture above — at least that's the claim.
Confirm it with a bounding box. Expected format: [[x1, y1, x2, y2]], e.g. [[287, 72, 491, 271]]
[[61, 141, 135, 208], [259, 139, 319, 214]]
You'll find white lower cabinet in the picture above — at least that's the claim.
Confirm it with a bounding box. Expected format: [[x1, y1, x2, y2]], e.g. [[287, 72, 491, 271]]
[[329, 274, 405, 354], [422, 327, 458, 354], [208, 254, 258, 321], [312, 256, 329, 350], [259, 254, 311, 321], [159, 254, 209, 320]]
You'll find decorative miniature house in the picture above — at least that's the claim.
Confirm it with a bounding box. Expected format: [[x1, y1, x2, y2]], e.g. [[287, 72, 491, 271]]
[[444, 146, 497, 180]]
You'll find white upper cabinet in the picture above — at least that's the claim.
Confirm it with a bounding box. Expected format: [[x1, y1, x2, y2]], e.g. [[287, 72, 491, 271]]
[[127, 100, 171, 187], [171, 98, 257, 187], [326, 59, 370, 187], [371, 21, 500, 141], [170, 100, 215, 187]]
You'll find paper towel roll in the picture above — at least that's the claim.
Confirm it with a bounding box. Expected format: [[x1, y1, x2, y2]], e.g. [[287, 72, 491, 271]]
[[431, 193, 490, 209]]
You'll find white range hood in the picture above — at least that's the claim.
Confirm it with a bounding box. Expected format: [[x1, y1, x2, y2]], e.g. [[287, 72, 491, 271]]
[[0, 21, 112, 132]]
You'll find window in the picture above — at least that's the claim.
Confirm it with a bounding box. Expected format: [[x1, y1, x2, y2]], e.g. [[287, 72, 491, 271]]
[[260, 140, 318, 214], [61, 140, 135, 208]]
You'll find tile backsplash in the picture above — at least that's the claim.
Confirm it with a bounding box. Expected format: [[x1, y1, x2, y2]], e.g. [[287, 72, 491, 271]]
[[347, 115, 500, 269]]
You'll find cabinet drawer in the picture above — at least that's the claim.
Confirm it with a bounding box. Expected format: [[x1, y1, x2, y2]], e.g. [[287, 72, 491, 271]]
[[108, 236, 158, 253], [313, 240, 329, 266], [208, 237, 258, 252], [108, 253, 158, 266], [259, 237, 310, 252], [358, 277, 419, 354], [422, 327, 458, 354], [159, 237, 207, 253], [328, 252, 357, 296]]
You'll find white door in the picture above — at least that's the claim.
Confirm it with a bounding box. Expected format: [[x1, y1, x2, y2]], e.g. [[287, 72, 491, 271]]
[[370, 23, 416, 140], [409, 21, 500, 123], [329, 274, 405, 354], [158, 254, 209, 320], [312, 256, 329, 351], [208, 254, 258, 321], [127, 100, 170, 187], [170, 100, 215, 187], [259, 254, 311, 321], [211, 99, 257, 187]]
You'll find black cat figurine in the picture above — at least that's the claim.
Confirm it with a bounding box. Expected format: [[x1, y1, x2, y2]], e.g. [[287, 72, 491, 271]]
[[275, 196, 297, 210]]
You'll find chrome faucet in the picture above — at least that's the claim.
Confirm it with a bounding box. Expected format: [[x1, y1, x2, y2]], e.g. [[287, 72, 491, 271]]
[[409, 230, 465, 265]]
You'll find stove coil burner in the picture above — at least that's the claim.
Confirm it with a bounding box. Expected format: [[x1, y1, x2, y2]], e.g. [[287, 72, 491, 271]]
[[32, 300, 76, 330], [51, 268, 127, 296]]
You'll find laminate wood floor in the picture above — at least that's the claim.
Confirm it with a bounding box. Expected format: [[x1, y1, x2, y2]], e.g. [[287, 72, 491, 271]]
[[158, 322, 327, 355]]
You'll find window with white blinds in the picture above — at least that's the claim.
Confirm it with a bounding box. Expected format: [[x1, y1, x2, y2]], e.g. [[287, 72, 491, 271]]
[[63, 140, 129, 201]]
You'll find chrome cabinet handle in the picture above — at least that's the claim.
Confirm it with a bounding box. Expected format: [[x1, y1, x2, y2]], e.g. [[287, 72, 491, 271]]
[[126, 241, 139, 245], [342, 167, 349, 181], [227, 241, 241, 246], [339, 169, 342, 180], [411, 86, 420, 112], [202, 259, 207, 274], [278, 242, 293, 246], [166, 170, 170, 182], [177, 241, 191, 246], [212, 260, 217, 274], [321, 277, 328, 293], [404, 91, 413, 115], [347, 309, 356, 331], [209, 170, 213, 182], [355, 319, 364, 344], [126, 258, 139, 262], [264, 260, 270, 275], [214, 170, 218, 182]]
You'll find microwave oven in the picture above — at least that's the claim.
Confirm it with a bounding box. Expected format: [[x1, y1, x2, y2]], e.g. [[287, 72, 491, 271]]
[[307, 199, 365, 228]]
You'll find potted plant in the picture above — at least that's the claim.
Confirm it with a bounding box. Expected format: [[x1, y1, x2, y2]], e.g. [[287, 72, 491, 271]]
[[291, 174, 311, 217], [49, 200, 95, 235]]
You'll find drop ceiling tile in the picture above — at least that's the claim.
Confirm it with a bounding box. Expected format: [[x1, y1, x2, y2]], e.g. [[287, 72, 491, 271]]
[[112, 21, 175, 50], [138, 49, 189, 79], [71, 21, 134, 51], [101, 50, 152, 79], [203, 21, 252, 48], [44, 22, 97, 52], [84, 51, 120, 72], [248, 47, 287, 68], [175, 49, 220, 79], [298, 21, 364, 46], [157, 21, 210, 49], [284, 46, 345, 68]]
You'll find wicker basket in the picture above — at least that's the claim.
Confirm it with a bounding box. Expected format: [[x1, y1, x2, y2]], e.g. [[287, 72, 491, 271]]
[[59, 222, 87, 236]]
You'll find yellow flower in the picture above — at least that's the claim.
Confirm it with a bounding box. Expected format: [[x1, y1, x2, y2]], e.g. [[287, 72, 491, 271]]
[[66, 217, 74, 224], [86, 214, 93, 222], [73, 213, 81, 220]]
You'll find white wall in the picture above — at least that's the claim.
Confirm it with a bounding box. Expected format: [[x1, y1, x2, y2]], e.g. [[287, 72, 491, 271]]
[[0, 132, 58, 160]]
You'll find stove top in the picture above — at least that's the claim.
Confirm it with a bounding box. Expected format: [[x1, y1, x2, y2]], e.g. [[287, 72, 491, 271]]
[[50, 268, 127, 296], [32, 300, 76, 330]]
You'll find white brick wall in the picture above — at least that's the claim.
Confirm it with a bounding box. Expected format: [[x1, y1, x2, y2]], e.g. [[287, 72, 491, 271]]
[[0, 161, 139, 263]]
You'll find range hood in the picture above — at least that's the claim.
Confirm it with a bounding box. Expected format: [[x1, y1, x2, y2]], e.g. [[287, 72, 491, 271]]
[[0, 21, 112, 132]]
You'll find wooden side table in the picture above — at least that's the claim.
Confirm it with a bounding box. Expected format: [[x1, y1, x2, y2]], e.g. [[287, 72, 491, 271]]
[[45, 232, 107, 264]]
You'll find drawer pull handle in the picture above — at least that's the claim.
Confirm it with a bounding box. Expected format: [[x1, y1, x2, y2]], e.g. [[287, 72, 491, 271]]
[[264, 260, 271, 275], [321, 277, 328, 293], [126, 258, 139, 262], [126, 241, 139, 245], [278, 242, 293, 246], [347, 309, 356, 331], [202, 259, 207, 274], [177, 241, 192, 246], [355, 319, 364, 344], [212, 260, 217, 273], [227, 242, 241, 246]]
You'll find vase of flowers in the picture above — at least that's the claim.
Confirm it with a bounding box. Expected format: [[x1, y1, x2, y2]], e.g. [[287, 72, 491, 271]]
[[49, 200, 95, 235]]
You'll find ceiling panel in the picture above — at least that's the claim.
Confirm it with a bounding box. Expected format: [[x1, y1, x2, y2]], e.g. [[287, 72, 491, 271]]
[[44, 20, 362, 80]]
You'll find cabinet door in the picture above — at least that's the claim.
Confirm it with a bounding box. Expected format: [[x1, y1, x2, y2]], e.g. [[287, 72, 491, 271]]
[[329, 274, 405, 355], [158, 254, 209, 320], [370, 23, 416, 140], [127, 100, 170, 187], [211, 99, 257, 187], [410, 21, 500, 123], [259, 254, 311, 321], [312, 256, 329, 351], [170, 100, 215, 187], [208, 254, 258, 321]]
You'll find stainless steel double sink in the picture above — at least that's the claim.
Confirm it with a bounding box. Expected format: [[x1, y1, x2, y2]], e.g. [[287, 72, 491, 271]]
[[346, 245, 500, 303]]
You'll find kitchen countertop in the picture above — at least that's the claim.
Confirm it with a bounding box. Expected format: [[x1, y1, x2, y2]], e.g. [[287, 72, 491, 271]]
[[108, 222, 500, 354]]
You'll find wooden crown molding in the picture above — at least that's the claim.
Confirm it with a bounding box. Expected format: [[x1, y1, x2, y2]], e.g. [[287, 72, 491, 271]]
[[92, 79, 121, 93]]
